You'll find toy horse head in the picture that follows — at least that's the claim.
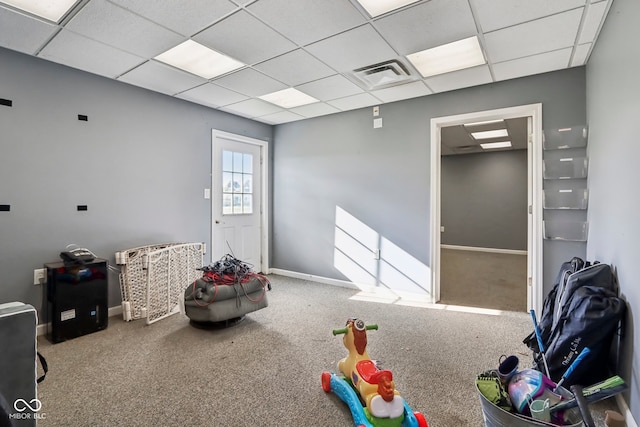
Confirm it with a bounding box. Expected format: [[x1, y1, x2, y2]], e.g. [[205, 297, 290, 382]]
[[346, 318, 367, 355], [333, 318, 378, 355]]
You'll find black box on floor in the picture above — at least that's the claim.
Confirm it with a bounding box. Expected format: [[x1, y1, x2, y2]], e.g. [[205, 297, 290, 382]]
[[45, 259, 108, 343]]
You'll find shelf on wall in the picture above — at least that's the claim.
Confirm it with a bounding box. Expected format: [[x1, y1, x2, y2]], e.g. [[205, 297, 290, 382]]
[[543, 157, 588, 179], [543, 188, 588, 210], [543, 126, 588, 150], [543, 221, 589, 242]]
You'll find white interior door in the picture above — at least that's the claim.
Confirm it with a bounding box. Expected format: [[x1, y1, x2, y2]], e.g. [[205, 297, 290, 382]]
[[212, 131, 265, 270]]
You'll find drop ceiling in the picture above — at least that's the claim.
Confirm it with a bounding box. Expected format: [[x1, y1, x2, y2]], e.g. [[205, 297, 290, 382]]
[[0, 0, 612, 125], [441, 117, 528, 156]]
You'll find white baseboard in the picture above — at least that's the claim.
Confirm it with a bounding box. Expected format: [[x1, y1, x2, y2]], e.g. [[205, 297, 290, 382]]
[[269, 268, 359, 290], [37, 304, 123, 337], [441, 244, 527, 256]]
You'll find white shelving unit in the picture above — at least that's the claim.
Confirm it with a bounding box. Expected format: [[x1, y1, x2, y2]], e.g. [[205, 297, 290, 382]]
[[542, 125, 589, 242]]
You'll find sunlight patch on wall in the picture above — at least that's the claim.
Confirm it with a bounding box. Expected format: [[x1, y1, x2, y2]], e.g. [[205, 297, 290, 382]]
[[379, 236, 430, 296], [334, 206, 432, 306], [334, 227, 378, 287]]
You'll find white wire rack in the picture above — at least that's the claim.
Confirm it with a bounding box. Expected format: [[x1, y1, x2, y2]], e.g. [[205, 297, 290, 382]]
[[116, 242, 205, 324]]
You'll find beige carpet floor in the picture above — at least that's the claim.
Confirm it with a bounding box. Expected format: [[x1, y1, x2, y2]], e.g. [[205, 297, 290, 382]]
[[35, 274, 617, 426], [440, 249, 528, 312]]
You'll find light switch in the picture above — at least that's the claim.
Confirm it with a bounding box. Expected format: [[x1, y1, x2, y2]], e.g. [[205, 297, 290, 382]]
[[204, 188, 211, 199], [373, 118, 383, 128]]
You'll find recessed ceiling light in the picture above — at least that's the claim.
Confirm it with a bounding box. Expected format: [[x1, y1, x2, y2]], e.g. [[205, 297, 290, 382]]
[[355, 0, 421, 17], [1, 0, 78, 22], [155, 40, 244, 79], [464, 119, 504, 127], [407, 36, 486, 78], [471, 129, 509, 140], [259, 88, 319, 109], [481, 141, 512, 150]]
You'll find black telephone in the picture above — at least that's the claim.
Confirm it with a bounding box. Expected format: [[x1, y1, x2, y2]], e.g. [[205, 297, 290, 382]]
[[60, 248, 95, 266]]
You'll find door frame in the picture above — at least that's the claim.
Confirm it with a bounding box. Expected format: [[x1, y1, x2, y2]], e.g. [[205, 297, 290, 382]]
[[429, 103, 543, 313], [211, 129, 269, 273]]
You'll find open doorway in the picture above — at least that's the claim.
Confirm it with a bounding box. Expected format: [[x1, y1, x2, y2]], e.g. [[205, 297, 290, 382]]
[[429, 104, 543, 313], [440, 118, 528, 311]]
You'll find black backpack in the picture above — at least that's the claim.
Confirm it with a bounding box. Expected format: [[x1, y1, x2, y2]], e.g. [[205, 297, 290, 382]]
[[524, 258, 625, 386]]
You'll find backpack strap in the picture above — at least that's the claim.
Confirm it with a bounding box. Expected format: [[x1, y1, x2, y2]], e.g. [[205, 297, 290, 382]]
[[37, 352, 48, 383]]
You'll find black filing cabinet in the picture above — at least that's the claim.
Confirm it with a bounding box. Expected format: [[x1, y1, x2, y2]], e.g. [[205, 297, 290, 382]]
[[45, 258, 108, 343]]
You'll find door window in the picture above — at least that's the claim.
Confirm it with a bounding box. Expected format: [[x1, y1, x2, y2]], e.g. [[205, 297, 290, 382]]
[[222, 150, 253, 215]]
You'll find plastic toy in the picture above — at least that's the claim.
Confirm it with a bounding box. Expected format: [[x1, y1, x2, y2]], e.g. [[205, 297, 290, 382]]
[[321, 317, 428, 427]]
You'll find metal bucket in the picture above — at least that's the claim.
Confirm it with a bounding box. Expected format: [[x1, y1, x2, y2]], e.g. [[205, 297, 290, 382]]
[[476, 383, 584, 427]]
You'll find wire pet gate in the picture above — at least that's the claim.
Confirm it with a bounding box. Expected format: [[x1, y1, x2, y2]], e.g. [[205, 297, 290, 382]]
[[116, 242, 205, 324]]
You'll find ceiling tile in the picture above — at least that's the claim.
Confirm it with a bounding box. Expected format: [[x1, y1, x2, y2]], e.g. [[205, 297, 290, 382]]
[[374, 0, 477, 55], [472, 0, 585, 32], [118, 60, 206, 95], [424, 65, 493, 93], [176, 82, 248, 108], [296, 75, 363, 101], [0, 6, 58, 54], [571, 43, 591, 66], [441, 125, 477, 154], [213, 68, 288, 97], [38, 30, 144, 78], [484, 9, 583, 63], [253, 49, 336, 86], [65, 0, 183, 58], [578, 1, 608, 44], [492, 48, 572, 81], [0, 0, 617, 124], [221, 98, 283, 118], [327, 93, 381, 111], [305, 24, 398, 72], [370, 81, 432, 103], [247, 0, 365, 46], [109, 0, 238, 37], [193, 10, 296, 65], [289, 102, 341, 118], [255, 110, 306, 125]]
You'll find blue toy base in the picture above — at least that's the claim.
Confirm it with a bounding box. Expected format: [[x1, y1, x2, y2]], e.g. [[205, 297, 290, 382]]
[[322, 371, 428, 427]]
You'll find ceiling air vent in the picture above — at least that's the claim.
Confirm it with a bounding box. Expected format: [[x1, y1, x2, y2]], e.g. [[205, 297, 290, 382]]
[[454, 145, 478, 153], [350, 59, 415, 90]]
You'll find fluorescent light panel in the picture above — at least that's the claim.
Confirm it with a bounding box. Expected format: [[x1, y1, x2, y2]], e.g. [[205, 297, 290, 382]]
[[407, 36, 486, 78], [471, 129, 508, 140], [464, 119, 504, 127], [1, 0, 77, 22], [356, 0, 421, 17], [155, 40, 244, 79], [259, 88, 319, 109], [481, 141, 512, 150]]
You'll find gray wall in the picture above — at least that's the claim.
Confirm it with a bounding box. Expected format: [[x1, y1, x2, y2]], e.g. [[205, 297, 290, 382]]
[[0, 47, 272, 314], [586, 0, 640, 419], [273, 67, 587, 294], [441, 150, 528, 250]]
